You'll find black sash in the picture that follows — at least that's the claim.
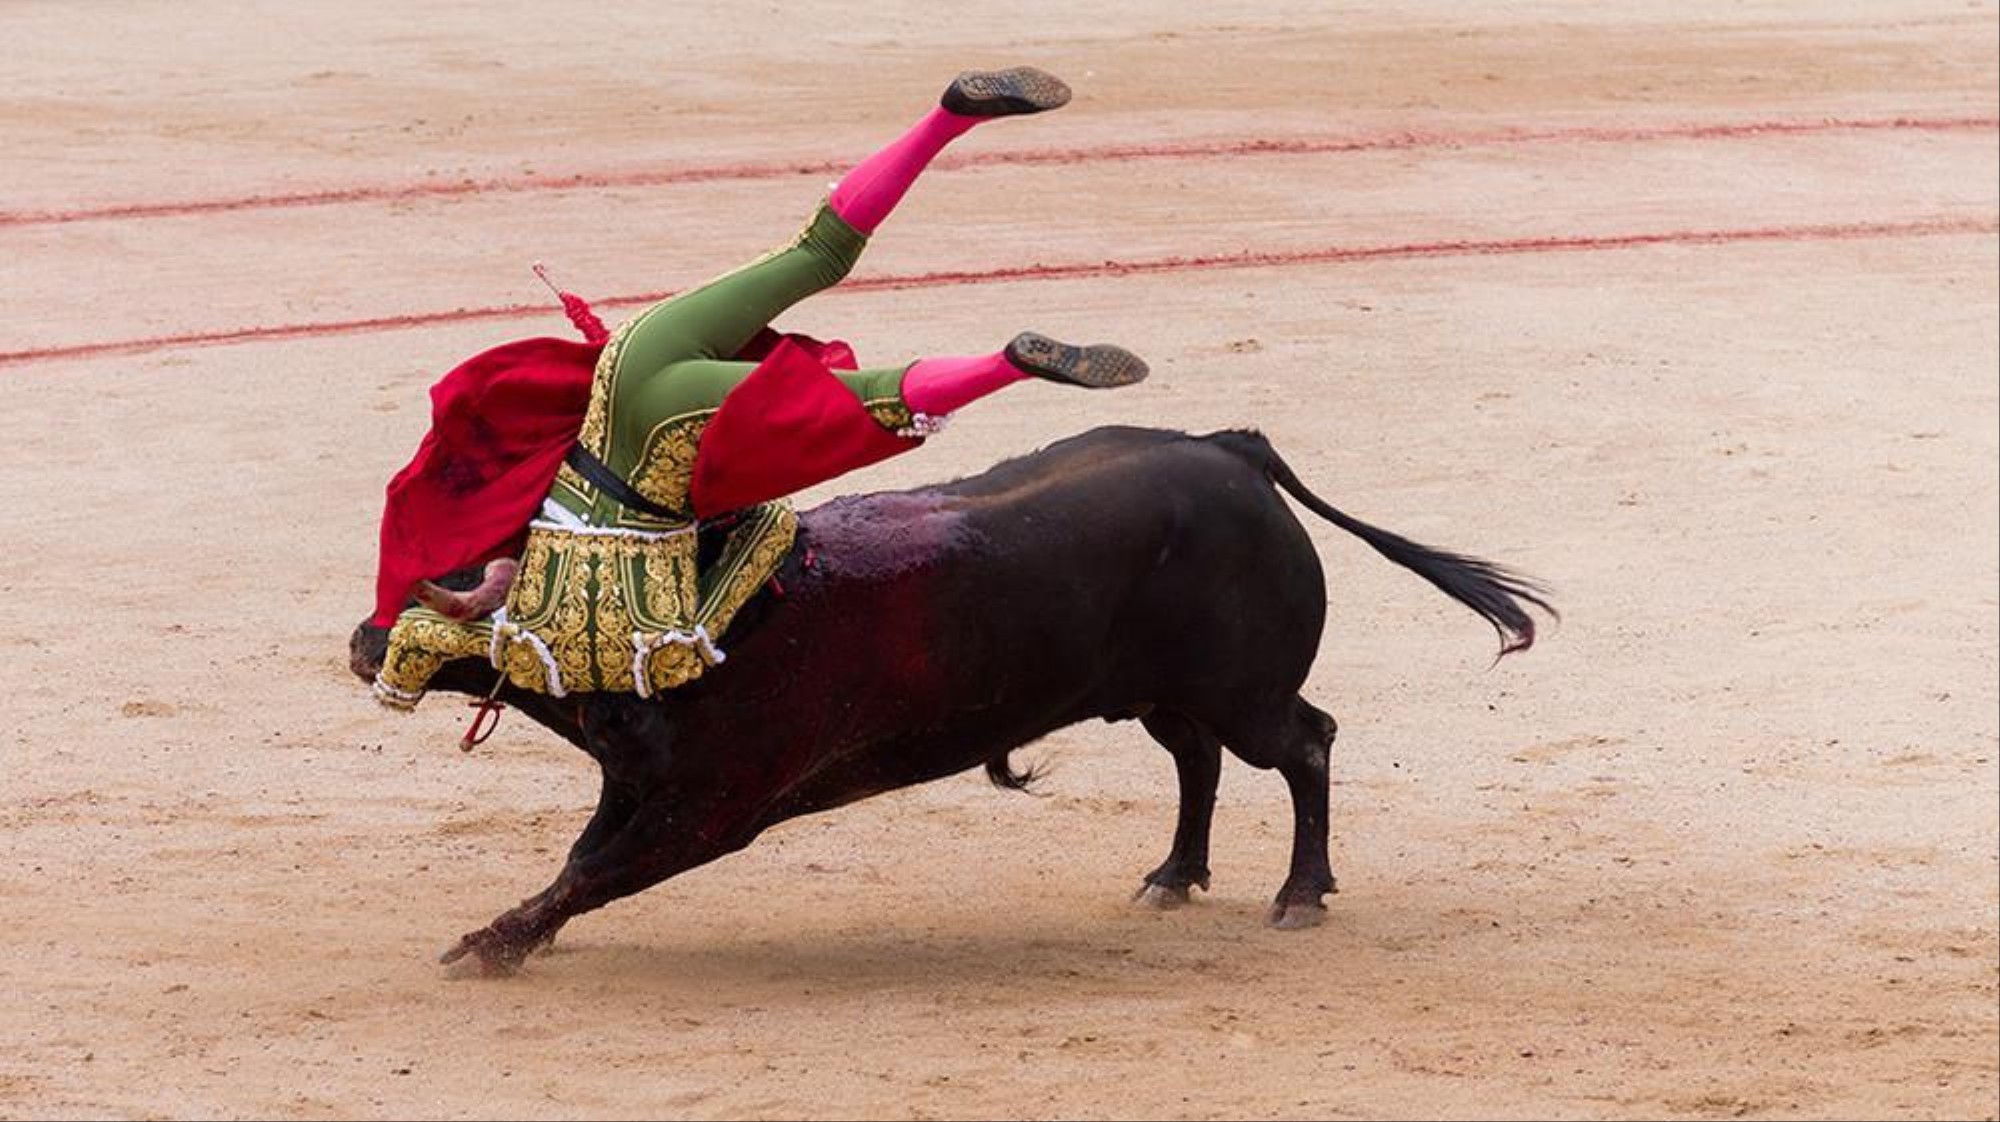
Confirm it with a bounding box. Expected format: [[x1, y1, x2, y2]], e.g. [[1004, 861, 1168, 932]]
[[563, 445, 687, 523]]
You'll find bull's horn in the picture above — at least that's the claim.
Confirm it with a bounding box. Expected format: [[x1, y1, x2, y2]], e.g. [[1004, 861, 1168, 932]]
[[414, 558, 519, 620]]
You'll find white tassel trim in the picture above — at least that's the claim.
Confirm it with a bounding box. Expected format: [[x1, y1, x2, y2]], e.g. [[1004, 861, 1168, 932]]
[[529, 518, 695, 541], [489, 607, 568, 698], [372, 676, 423, 711], [898, 412, 952, 439], [630, 625, 725, 699], [537, 498, 590, 529]]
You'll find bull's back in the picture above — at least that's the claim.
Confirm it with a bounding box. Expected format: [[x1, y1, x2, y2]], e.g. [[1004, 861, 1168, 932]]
[[686, 428, 1327, 814], [805, 427, 1328, 711]]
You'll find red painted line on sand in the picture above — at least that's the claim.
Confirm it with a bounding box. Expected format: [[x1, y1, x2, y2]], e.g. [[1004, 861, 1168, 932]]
[[2, 114, 1992, 229], [4, 216, 1990, 369]]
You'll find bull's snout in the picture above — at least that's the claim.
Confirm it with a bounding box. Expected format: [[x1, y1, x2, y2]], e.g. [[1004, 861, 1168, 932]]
[[349, 620, 390, 682]]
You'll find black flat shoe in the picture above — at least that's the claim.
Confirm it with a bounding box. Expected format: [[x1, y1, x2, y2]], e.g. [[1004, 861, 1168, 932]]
[[941, 67, 1072, 117], [1005, 332, 1149, 388]]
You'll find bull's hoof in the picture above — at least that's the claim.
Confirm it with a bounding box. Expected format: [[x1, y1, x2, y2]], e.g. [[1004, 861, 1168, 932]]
[[1134, 881, 1193, 910], [439, 926, 533, 977], [1266, 900, 1327, 930]]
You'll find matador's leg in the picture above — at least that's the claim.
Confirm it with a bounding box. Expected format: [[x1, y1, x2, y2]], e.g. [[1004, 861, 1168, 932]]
[[829, 65, 1072, 233], [614, 67, 1073, 382], [644, 329, 1149, 453]]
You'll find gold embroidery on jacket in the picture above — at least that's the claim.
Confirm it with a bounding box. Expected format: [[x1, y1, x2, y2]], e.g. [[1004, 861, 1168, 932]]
[[376, 611, 494, 702], [864, 396, 914, 433], [626, 411, 712, 524]]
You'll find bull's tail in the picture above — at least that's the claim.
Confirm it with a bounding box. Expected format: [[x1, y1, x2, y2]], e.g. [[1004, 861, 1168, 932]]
[[1209, 430, 1555, 655], [984, 754, 1045, 793]]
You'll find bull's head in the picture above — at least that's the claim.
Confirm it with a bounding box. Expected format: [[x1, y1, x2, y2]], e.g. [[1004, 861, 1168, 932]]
[[347, 559, 518, 684]]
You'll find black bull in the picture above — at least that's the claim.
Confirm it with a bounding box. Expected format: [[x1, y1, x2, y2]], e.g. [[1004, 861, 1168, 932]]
[[349, 426, 1552, 974]]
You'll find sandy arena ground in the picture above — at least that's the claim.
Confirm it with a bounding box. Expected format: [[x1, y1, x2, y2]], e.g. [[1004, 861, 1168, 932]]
[[2, 2, 1996, 1118]]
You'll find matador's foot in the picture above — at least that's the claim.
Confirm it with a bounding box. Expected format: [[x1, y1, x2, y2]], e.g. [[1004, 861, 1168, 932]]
[[1006, 332, 1150, 389], [942, 67, 1071, 117]]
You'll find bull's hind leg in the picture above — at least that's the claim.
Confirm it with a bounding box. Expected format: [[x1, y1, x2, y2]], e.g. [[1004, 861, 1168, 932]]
[[1219, 696, 1340, 929], [1134, 711, 1222, 909]]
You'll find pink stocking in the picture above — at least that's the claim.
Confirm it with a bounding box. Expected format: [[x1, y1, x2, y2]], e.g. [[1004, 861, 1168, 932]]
[[828, 108, 981, 234], [900, 352, 1028, 417]]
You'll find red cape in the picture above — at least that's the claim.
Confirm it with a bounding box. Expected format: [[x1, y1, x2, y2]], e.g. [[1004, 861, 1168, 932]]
[[372, 329, 915, 626], [691, 333, 916, 520], [371, 337, 598, 626]]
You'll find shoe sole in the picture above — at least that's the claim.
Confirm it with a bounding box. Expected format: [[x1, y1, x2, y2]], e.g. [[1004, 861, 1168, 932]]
[[1007, 332, 1149, 389], [943, 67, 1072, 117]]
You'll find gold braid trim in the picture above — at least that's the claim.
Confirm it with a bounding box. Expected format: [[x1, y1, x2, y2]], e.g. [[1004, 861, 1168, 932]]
[[626, 410, 712, 526], [864, 396, 914, 433], [636, 501, 797, 695], [374, 511, 797, 704], [553, 315, 629, 506], [567, 314, 636, 480], [492, 524, 694, 695], [695, 501, 797, 633], [500, 526, 597, 692], [375, 610, 496, 708]]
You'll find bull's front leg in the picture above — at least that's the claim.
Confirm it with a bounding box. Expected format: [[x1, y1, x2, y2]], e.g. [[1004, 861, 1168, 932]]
[[502, 772, 643, 960], [441, 696, 800, 975], [440, 792, 763, 976], [441, 878, 579, 976]]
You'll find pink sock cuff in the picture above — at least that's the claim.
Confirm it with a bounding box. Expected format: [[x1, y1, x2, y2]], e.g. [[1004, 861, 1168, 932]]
[[901, 351, 1027, 416]]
